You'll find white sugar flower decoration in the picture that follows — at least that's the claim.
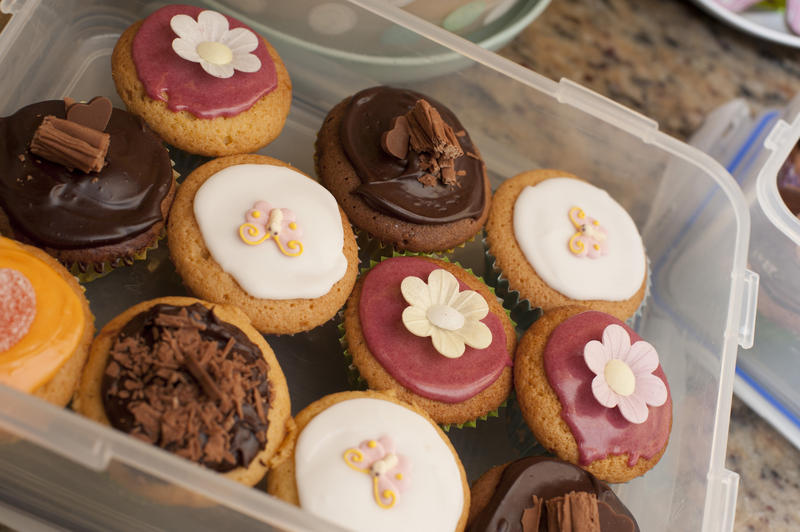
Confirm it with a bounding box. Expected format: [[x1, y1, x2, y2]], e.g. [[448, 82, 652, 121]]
[[170, 10, 261, 79], [400, 269, 492, 359], [584, 324, 667, 424]]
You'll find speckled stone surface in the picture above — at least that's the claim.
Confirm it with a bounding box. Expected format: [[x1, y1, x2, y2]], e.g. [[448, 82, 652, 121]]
[[497, 0, 800, 530], [500, 0, 800, 139]]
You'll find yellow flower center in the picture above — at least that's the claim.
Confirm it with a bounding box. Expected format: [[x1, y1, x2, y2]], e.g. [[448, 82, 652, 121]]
[[604, 359, 635, 396], [196, 41, 233, 65]]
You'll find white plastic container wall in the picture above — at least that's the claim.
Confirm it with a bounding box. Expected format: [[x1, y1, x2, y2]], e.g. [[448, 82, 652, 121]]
[[691, 93, 800, 451], [0, 1, 752, 531]]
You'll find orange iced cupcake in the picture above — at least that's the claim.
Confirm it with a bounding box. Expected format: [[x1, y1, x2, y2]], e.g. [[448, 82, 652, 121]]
[[0, 236, 94, 406]]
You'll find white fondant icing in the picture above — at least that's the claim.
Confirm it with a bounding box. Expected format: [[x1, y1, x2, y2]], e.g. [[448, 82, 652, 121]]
[[512, 177, 646, 301], [194, 164, 348, 299], [294, 398, 464, 532]]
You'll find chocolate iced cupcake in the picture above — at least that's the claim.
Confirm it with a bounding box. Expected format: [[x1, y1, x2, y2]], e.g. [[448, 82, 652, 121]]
[[315, 86, 490, 254], [0, 97, 176, 280], [75, 296, 291, 486], [467, 456, 639, 531]]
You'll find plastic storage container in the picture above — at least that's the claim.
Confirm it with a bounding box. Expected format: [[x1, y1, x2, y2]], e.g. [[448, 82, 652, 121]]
[[690, 94, 800, 451], [0, 1, 754, 531]]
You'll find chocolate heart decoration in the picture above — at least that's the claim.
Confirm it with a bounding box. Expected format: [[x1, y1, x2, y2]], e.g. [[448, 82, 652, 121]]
[[381, 115, 410, 160], [65, 96, 113, 131]]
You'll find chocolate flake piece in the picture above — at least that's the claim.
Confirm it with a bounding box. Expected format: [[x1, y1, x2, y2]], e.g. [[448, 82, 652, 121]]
[[405, 99, 463, 160], [544, 491, 601, 532], [418, 173, 438, 187], [521, 495, 544, 531], [29, 115, 110, 173], [381, 98, 465, 189]]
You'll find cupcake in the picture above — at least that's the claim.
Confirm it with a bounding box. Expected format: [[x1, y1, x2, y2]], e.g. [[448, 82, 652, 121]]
[[485, 169, 647, 321], [74, 296, 291, 487], [0, 96, 176, 280], [0, 236, 94, 406], [343, 255, 515, 426], [467, 456, 639, 531], [267, 390, 469, 532], [315, 85, 490, 253], [167, 153, 359, 335], [112, 4, 291, 156], [514, 306, 672, 483]]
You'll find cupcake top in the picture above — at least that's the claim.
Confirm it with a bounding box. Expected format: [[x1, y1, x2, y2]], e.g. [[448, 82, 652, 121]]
[[357, 255, 512, 403], [192, 162, 349, 299], [340, 86, 486, 225], [468, 456, 639, 532], [0, 98, 173, 250], [512, 177, 645, 301], [292, 395, 465, 532], [0, 236, 87, 392], [101, 302, 272, 472], [544, 310, 671, 467], [132, 4, 278, 119]]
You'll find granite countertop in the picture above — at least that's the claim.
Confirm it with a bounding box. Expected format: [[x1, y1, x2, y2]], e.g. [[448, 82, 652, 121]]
[[497, 0, 800, 529]]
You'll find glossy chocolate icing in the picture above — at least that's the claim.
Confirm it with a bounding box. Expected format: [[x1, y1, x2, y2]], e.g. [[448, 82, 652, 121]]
[[0, 100, 172, 249], [102, 303, 270, 472], [340, 86, 486, 224], [468, 457, 638, 532]]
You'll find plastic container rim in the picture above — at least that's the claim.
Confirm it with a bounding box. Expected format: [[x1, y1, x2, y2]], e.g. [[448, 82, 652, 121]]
[[756, 113, 800, 246], [205, 0, 552, 66]]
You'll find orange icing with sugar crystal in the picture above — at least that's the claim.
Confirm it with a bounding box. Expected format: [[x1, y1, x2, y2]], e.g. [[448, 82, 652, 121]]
[[0, 237, 85, 392]]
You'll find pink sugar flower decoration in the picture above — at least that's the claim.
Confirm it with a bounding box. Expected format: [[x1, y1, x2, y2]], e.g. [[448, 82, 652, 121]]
[[238, 200, 303, 257], [583, 324, 667, 424], [568, 206, 608, 259], [343, 435, 410, 509]]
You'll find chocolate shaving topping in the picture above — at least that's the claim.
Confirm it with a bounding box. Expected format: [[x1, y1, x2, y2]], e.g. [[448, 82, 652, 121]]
[[519, 492, 601, 532], [101, 303, 271, 472], [521, 496, 544, 531], [381, 99, 464, 188]]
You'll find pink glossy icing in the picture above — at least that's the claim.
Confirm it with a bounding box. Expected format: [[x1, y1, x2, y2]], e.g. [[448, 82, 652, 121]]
[[131, 4, 277, 119], [543, 311, 671, 467], [359, 256, 512, 403]]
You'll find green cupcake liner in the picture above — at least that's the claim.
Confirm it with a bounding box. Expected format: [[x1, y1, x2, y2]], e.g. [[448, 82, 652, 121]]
[[354, 227, 477, 263], [482, 235, 651, 331], [339, 250, 515, 431]]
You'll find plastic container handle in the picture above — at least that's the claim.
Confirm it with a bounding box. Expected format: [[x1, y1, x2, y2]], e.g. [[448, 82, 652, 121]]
[[738, 269, 759, 349]]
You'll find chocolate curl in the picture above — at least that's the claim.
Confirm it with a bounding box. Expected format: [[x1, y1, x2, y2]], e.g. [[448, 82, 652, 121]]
[[521, 495, 544, 531], [544, 491, 601, 532], [30, 115, 109, 172], [380, 99, 464, 188], [405, 99, 463, 160]]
